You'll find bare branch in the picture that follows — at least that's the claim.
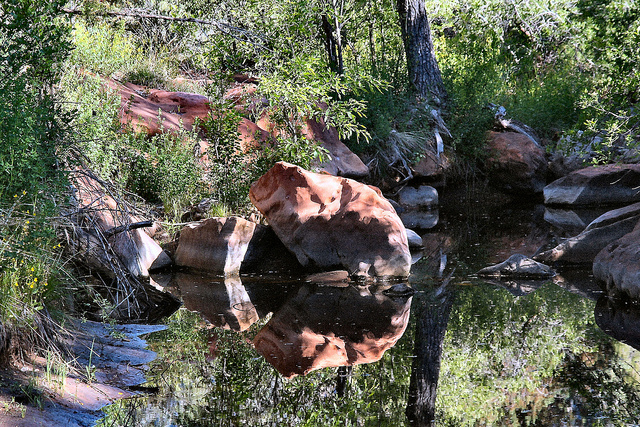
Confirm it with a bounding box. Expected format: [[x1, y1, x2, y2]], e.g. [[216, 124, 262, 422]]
[[62, 6, 269, 48]]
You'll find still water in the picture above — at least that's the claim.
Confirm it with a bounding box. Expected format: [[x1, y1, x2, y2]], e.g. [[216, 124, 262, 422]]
[[98, 188, 640, 426]]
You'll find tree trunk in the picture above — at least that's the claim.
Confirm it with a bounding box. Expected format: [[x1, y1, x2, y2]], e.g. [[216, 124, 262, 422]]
[[396, 0, 447, 107]]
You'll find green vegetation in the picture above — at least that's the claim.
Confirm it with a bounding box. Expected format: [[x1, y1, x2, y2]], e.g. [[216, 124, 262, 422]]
[[2, 0, 640, 423]]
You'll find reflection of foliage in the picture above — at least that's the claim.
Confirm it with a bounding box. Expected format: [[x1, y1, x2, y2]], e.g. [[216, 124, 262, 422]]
[[437, 282, 599, 425], [99, 306, 413, 426], [96, 278, 640, 426], [555, 344, 640, 424]]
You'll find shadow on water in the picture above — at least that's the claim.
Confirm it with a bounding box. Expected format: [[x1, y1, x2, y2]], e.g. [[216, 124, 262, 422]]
[[98, 188, 640, 426]]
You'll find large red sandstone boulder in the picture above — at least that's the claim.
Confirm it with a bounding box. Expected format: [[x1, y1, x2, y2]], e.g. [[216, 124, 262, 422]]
[[249, 162, 411, 278], [253, 284, 412, 378], [544, 164, 640, 205], [486, 131, 548, 194]]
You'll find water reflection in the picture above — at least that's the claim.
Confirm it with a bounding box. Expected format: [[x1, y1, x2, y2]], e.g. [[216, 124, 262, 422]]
[[98, 192, 640, 426], [173, 273, 296, 331], [596, 295, 640, 351], [171, 271, 413, 378], [254, 282, 413, 378]]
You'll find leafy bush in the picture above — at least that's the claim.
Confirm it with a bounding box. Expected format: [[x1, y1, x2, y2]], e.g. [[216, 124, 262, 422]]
[[0, 0, 73, 360]]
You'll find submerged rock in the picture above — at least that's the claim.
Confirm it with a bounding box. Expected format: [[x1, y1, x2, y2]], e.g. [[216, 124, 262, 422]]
[[249, 162, 411, 278], [544, 164, 640, 205], [478, 254, 555, 279], [535, 202, 640, 264]]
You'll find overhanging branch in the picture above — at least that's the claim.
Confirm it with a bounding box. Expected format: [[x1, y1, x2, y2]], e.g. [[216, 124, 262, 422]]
[[62, 7, 268, 48]]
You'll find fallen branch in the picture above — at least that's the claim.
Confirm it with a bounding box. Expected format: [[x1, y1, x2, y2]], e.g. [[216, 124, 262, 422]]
[[103, 220, 153, 238], [62, 6, 268, 47]]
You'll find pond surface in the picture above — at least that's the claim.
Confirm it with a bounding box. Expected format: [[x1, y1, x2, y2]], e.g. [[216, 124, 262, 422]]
[[98, 187, 640, 426]]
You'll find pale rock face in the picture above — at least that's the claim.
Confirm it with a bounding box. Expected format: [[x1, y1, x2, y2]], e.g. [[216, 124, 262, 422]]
[[249, 162, 411, 278], [593, 224, 640, 301], [175, 217, 258, 275], [71, 171, 166, 278], [174, 216, 301, 275], [535, 202, 640, 264]]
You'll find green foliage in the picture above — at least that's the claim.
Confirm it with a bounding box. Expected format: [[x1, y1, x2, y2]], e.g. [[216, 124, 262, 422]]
[[0, 0, 73, 360], [438, 282, 598, 425], [70, 21, 138, 76]]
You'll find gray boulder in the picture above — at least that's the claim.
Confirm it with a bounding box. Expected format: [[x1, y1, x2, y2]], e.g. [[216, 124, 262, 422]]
[[406, 228, 424, 249], [535, 202, 640, 264], [593, 226, 640, 300], [544, 164, 640, 205], [397, 185, 438, 210], [478, 254, 555, 279]]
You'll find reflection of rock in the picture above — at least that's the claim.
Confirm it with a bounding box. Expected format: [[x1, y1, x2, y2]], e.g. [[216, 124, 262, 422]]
[[551, 269, 603, 301], [481, 279, 547, 297], [249, 162, 411, 278], [409, 233, 454, 281], [174, 273, 295, 331], [478, 254, 555, 279], [593, 226, 640, 300], [176, 274, 259, 331], [174, 217, 301, 275], [595, 296, 640, 351], [400, 210, 439, 230], [544, 164, 640, 205], [253, 284, 413, 378], [535, 203, 640, 264]]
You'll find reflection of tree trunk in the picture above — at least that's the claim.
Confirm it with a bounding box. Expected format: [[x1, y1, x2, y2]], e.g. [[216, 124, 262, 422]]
[[336, 365, 352, 397], [406, 285, 455, 425]]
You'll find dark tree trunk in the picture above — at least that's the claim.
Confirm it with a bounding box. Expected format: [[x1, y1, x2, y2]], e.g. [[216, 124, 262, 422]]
[[406, 285, 455, 425], [396, 0, 447, 107], [322, 14, 344, 75]]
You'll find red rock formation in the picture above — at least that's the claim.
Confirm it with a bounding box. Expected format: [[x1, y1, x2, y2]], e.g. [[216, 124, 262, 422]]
[[486, 131, 548, 194], [249, 162, 411, 277], [174, 217, 302, 275], [253, 284, 412, 378], [119, 83, 211, 136]]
